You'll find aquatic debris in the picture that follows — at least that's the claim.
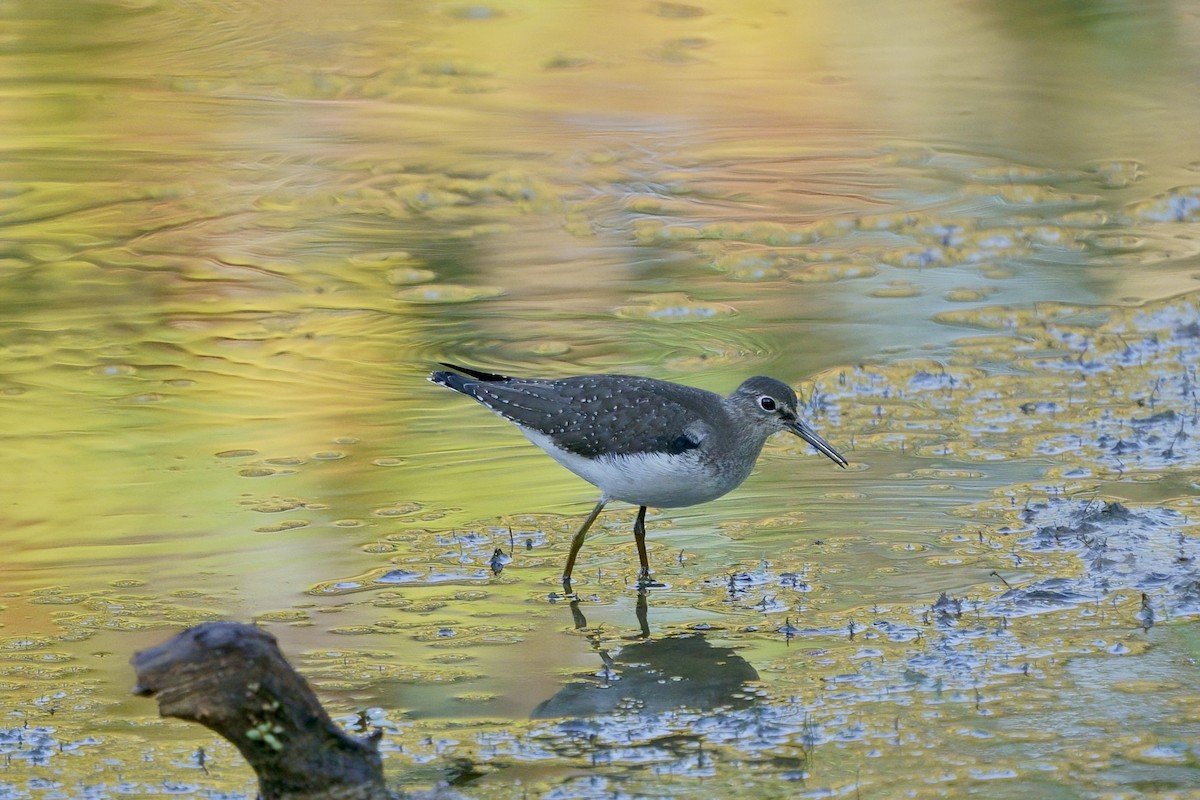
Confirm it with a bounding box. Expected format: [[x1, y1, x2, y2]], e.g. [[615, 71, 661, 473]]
[[132, 622, 391, 800]]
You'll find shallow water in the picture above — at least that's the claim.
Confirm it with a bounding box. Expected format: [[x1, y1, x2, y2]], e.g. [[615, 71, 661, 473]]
[[4, 1, 1200, 798]]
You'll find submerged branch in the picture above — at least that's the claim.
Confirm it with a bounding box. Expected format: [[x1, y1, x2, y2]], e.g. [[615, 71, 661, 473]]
[[132, 621, 389, 800]]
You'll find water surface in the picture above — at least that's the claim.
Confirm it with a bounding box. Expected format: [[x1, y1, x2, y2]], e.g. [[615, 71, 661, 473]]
[[3, 1, 1200, 798]]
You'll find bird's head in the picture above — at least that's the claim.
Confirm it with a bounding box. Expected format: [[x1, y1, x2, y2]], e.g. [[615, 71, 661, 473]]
[[730, 376, 848, 467]]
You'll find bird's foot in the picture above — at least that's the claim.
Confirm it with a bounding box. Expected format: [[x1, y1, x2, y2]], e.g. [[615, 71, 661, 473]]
[[635, 569, 665, 589]]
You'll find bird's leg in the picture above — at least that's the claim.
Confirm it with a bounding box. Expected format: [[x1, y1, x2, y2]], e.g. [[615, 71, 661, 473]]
[[562, 498, 607, 593], [633, 505, 652, 585]]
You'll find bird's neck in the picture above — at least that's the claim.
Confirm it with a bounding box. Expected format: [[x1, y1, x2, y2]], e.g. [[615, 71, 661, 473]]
[[709, 412, 772, 480]]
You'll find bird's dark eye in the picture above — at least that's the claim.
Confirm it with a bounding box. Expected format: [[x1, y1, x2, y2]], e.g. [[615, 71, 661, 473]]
[[758, 396, 777, 412]]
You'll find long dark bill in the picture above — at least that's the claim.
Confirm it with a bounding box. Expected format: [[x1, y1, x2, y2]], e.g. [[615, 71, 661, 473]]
[[789, 420, 849, 468]]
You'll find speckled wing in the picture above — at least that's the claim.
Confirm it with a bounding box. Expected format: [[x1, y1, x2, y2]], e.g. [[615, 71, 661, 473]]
[[445, 373, 717, 459]]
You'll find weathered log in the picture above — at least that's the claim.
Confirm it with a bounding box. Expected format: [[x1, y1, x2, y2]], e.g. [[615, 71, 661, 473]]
[[132, 621, 389, 800]]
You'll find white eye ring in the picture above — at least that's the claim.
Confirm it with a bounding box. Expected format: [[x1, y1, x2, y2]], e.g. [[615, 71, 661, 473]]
[[758, 396, 777, 412]]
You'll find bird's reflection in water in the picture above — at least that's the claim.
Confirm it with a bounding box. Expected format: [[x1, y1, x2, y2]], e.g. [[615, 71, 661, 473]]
[[531, 629, 760, 719], [567, 590, 651, 636]]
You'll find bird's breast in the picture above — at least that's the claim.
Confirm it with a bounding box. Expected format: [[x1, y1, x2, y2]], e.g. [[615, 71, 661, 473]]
[[522, 429, 746, 508]]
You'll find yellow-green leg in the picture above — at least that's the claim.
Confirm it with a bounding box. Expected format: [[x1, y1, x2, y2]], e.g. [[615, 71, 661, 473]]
[[633, 505, 651, 584], [562, 498, 607, 592]]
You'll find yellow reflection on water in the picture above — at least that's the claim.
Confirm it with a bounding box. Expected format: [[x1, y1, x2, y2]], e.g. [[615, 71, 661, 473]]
[[4, 0, 1200, 796]]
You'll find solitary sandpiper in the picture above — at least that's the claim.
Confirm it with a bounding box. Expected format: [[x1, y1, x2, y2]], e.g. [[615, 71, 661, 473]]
[[429, 363, 848, 590]]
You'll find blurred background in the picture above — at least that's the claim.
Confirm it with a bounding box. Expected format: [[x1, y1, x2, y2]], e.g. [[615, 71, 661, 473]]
[[3, 1, 1200, 797]]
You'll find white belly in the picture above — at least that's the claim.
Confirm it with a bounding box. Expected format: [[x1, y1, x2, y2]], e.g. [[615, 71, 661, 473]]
[[523, 429, 736, 508]]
